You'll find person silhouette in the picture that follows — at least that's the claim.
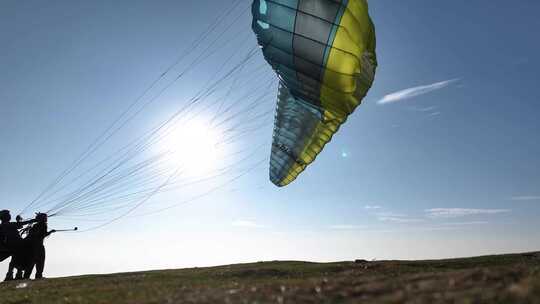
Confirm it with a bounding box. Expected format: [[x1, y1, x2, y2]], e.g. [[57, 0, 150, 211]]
[[0, 210, 37, 281], [26, 213, 55, 279]]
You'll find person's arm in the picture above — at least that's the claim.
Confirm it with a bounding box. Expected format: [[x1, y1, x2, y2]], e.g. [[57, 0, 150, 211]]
[[18, 219, 37, 227], [16, 215, 38, 226], [46, 230, 56, 237]]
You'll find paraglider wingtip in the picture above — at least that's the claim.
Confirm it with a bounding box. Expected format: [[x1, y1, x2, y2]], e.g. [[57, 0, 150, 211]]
[[269, 179, 287, 188]]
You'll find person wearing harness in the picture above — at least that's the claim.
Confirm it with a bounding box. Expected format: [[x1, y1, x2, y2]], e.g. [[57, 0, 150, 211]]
[[26, 213, 56, 279], [0, 210, 37, 281]]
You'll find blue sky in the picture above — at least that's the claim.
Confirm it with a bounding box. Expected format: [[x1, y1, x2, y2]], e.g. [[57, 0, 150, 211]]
[[1, 0, 539, 277]]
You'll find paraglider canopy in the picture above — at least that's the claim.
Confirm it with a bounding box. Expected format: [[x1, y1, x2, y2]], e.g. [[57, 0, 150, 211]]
[[252, 0, 377, 186]]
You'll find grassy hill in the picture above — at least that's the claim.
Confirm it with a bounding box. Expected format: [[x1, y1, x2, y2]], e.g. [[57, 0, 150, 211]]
[[1, 252, 539, 303]]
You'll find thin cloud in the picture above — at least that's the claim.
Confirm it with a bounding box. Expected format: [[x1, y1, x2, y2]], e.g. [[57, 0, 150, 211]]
[[425, 208, 510, 218], [329, 225, 366, 230], [231, 220, 266, 228], [511, 196, 540, 201], [439, 221, 489, 226], [378, 217, 425, 223], [378, 78, 460, 104], [377, 214, 425, 223], [365, 225, 476, 233], [364, 205, 382, 210], [411, 106, 438, 112], [376, 212, 407, 217]]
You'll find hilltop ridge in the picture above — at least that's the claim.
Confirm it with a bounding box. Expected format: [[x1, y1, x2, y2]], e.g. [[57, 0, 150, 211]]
[[1, 251, 539, 303]]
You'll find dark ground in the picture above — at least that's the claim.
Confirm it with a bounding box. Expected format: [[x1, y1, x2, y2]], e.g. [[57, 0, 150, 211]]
[[1, 251, 539, 303]]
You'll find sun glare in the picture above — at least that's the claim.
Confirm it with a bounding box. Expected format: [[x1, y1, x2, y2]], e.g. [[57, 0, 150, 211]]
[[160, 119, 224, 177]]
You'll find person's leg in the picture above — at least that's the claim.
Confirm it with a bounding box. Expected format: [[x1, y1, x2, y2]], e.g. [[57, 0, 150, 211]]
[[23, 266, 32, 280], [8, 241, 22, 280], [4, 257, 14, 281], [35, 245, 45, 279], [23, 250, 34, 280], [14, 267, 23, 280], [12, 242, 28, 280]]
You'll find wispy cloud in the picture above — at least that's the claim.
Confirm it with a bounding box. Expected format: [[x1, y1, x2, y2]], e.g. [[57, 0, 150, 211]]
[[411, 106, 438, 112], [364, 224, 485, 233], [329, 225, 366, 230], [231, 220, 266, 228], [378, 78, 460, 104], [511, 195, 540, 201], [364, 205, 382, 210], [375, 212, 424, 223], [438, 221, 489, 226], [375, 212, 407, 217], [378, 216, 425, 223], [425, 208, 510, 218]]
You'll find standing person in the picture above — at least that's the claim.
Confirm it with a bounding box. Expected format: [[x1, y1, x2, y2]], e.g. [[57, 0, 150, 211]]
[[0, 210, 37, 281], [26, 213, 55, 279]]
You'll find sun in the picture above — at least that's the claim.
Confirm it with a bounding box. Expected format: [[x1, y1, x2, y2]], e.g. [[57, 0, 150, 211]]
[[159, 119, 224, 177]]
